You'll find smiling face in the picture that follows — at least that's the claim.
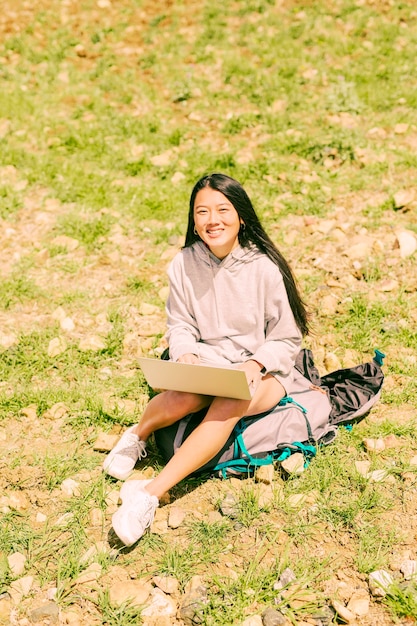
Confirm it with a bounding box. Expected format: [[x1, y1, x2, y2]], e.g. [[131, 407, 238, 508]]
[[193, 187, 242, 259]]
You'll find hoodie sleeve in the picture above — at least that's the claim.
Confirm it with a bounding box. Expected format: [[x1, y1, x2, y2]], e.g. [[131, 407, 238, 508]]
[[251, 270, 302, 382], [165, 253, 201, 362]]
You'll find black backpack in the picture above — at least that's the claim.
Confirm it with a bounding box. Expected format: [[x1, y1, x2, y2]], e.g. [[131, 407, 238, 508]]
[[154, 349, 385, 477]]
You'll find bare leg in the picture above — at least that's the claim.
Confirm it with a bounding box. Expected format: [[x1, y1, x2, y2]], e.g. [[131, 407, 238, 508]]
[[146, 375, 285, 499], [131, 390, 212, 441]]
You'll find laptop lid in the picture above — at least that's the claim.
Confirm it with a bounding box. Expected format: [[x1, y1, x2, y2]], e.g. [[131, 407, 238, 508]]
[[137, 357, 252, 400]]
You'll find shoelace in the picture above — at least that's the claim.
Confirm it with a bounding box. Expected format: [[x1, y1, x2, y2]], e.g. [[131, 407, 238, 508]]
[[119, 433, 147, 460]]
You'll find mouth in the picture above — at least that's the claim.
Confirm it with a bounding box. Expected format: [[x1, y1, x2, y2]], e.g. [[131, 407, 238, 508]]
[[206, 228, 223, 237]]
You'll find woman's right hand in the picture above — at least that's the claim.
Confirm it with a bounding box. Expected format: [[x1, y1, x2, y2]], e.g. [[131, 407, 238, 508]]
[[177, 353, 200, 364]]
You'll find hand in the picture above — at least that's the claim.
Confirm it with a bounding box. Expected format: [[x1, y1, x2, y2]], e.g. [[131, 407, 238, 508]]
[[238, 359, 264, 396], [177, 353, 200, 364]]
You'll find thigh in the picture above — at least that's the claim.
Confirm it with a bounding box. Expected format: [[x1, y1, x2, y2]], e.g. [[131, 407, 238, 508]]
[[245, 374, 286, 416], [158, 389, 213, 417]]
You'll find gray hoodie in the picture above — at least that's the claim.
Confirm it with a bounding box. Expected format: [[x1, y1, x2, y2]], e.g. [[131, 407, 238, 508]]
[[166, 241, 302, 386]]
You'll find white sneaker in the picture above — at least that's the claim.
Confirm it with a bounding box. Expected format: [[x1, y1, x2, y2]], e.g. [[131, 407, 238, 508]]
[[112, 490, 159, 546], [103, 426, 147, 480], [119, 479, 153, 504]]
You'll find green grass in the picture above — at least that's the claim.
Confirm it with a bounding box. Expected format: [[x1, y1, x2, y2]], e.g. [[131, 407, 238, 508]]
[[0, 0, 417, 623]]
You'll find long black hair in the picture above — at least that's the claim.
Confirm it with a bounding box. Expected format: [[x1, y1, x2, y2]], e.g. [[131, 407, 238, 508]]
[[184, 173, 309, 336]]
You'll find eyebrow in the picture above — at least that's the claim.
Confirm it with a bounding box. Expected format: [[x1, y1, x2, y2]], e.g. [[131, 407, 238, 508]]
[[194, 201, 232, 209]]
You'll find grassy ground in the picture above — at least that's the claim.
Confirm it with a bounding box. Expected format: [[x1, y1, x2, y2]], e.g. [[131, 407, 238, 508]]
[[1, 0, 417, 624]]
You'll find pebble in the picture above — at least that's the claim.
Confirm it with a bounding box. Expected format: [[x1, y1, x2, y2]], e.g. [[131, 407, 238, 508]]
[[168, 506, 186, 529], [369, 570, 394, 597], [262, 606, 289, 625], [93, 432, 120, 451], [220, 492, 239, 518], [108, 580, 152, 607], [141, 588, 177, 618], [75, 562, 102, 585], [363, 437, 385, 452], [9, 575, 34, 604], [179, 584, 209, 626], [346, 588, 370, 616], [153, 574, 179, 595], [254, 464, 275, 484], [280, 453, 304, 475], [240, 615, 263, 626], [400, 560, 417, 580], [7, 552, 26, 576], [331, 599, 355, 622], [61, 478, 81, 497], [29, 603, 59, 624], [396, 229, 417, 258]]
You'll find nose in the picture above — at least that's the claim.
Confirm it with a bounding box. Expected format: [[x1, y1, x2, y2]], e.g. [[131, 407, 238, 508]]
[[206, 210, 220, 225]]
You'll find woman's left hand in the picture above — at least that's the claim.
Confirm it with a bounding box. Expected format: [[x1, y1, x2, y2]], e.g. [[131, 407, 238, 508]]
[[238, 360, 265, 397]]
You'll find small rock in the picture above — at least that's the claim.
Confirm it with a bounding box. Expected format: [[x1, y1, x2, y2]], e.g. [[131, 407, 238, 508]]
[[331, 599, 355, 622], [239, 615, 263, 626], [9, 575, 34, 604], [368, 469, 392, 483], [43, 402, 69, 420], [274, 568, 297, 590], [220, 492, 239, 518], [61, 479, 81, 497], [47, 336, 68, 357], [346, 588, 370, 616], [93, 432, 120, 452], [168, 506, 186, 529], [108, 580, 152, 607], [396, 229, 417, 259], [0, 332, 17, 350], [153, 574, 179, 595], [369, 570, 394, 597], [79, 542, 108, 565], [363, 438, 385, 453], [393, 189, 415, 209], [394, 123, 409, 134], [139, 302, 161, 315], [60, 317, 75, 332], [280, 453, 304, 475], [287, 493, 306, 507], [179, 584, 209, 626], [376, 278, 399, 292], [141, 587, 177, 618], [7, 491, 30, 511], [355, 460, 371, 477], [51, 235, 79, 250], [254, 464, 275, 484], [171, 171, 186, 185], [7, 553, 26, 576], [262, 607, 289, 625], [75, 562, 102, 585], [78, 335, 106, 352], [151, 518, 169, 535], [323, 352, 342, 371], [89, 508, 104, 526], [20, 404, 38, 419], [29, 603, 59, 624], [400, 560, 417, 581], [257, 483, 275, 507], [0, 597, 12, 623], [383, 434, 402, 448]]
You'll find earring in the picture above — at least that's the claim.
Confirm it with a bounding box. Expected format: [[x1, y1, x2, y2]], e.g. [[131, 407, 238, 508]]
[[240, 223, 246, 231], [193, 226, 198, 235]]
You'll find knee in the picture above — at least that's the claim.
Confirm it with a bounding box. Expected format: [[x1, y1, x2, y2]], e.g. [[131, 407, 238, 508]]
[[161, 390, 209, 416]]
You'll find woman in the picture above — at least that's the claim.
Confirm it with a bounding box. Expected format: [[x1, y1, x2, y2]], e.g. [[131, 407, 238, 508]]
[[103, 173, 309, 546]]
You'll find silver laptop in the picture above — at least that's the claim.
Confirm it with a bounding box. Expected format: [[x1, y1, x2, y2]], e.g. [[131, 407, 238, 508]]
[[137, 357, 252, 400]]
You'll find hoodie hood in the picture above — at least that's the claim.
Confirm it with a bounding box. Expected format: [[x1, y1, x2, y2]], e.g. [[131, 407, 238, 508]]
[[192, 240, 263, 270]]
